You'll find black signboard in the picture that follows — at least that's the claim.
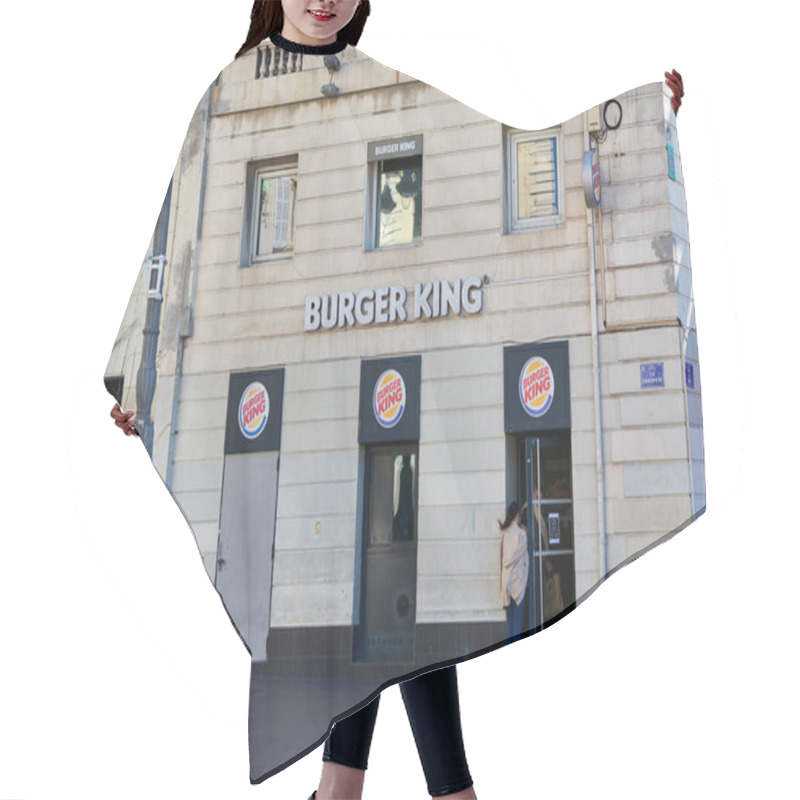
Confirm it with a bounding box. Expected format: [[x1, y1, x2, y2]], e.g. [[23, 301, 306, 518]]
[[504, 340, 571, 433], [224, 369, 285, 454], [358, 355, 421, 444], [367, 134, 423, 163]]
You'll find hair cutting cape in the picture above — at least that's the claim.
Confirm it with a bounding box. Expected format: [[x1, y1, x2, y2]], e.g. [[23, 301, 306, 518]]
[[106, 38, 704, 783]]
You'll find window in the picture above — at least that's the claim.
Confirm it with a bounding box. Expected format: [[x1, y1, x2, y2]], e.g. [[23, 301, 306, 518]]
[[253, 168, 296, 259], [374, 156, 422, 248], [241, 159, 297, 266], [366, 136, 423, 250], [506, 129, 563, 232]]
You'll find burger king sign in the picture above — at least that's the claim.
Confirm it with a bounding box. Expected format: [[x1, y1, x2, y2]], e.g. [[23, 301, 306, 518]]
[[519, 357, 554, 418], [238, 382, 270, 440], [373, 369, 406, 429]]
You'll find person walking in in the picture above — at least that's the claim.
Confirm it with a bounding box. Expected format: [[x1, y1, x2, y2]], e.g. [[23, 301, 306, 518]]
[[500, 501, 528, 645]]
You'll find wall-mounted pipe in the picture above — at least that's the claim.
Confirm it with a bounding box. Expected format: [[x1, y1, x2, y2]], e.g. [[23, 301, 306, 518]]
[[584, 113, 608, 580], [165, 82, 215, 491]]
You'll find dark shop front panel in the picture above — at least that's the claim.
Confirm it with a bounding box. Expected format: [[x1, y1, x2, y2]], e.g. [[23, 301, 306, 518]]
[[358, 355, 421, 444], [504, 341, 571, 433], [224, 369, 285, 455]]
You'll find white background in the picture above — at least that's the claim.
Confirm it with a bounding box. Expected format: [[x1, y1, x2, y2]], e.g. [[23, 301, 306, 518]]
[[1, 1, 797, 798]]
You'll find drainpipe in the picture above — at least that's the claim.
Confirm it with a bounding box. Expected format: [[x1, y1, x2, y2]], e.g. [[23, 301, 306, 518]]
[[584, 114, 608, 579], [678, 319, 696, 519], [136, 184, 172, 456], [165, 82, 215, 490]]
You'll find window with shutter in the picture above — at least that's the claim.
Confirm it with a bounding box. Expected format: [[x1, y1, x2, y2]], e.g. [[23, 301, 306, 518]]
[[506, 129, 564, 232]]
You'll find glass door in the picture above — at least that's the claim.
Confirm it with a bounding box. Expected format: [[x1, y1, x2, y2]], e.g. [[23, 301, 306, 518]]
[[518, 434, 575, 633], [358, 444, 418, 663]]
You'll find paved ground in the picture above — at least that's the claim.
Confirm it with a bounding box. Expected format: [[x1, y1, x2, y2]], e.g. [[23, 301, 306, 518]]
[[248, 673, 385, 783]]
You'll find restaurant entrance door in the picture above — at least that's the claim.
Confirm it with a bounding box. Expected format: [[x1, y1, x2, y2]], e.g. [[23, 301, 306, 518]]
[[517, 433, 576, 633], [357, 444, 418, 663]]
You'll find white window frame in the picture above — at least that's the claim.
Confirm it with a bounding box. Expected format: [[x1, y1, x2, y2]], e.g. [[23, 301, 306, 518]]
[[252, 166, 296, 262], [505, 128, 565, 233], [241, 158, 298, 267]]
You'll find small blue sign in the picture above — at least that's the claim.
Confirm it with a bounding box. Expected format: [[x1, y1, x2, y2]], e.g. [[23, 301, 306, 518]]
[[640, 362, 665, 389], [685, 362, 695, 389], [667, 143, 676, 181]]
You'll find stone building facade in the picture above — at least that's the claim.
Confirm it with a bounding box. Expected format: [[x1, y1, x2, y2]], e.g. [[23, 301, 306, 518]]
[[106, 42, 703, 675]]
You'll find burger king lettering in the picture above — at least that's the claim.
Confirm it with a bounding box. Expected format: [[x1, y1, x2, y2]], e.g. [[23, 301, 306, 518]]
[[305, 277, 483, 331], [373, 140, 416, 157], [519, 357, 554, 418], [376, 377, 403, 415], [522, 368, 551, 403], [242, 394, 266, 426]]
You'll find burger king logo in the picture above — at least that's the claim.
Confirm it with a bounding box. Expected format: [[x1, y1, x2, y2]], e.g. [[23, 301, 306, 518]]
[[373, 369, 406, 429], [519, 357, 554, 418], [238, 382, 269, 440], [590, 150, 601, 205]]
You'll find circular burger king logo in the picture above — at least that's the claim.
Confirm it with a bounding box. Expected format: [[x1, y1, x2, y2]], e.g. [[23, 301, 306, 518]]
[[519, 357, 554, 418], [373, 369, 406, 429], [238, 382, 269, 439]]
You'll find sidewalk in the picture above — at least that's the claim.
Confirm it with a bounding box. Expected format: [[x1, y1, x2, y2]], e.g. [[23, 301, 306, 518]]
[[248, 672, 385, 783]]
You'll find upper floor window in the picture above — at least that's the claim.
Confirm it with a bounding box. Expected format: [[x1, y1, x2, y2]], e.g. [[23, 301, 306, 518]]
[[506, 129, 564, 233], [241, 158, 298, 266], [254, 167, 296, 259], [366, 135, 423, 250]]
